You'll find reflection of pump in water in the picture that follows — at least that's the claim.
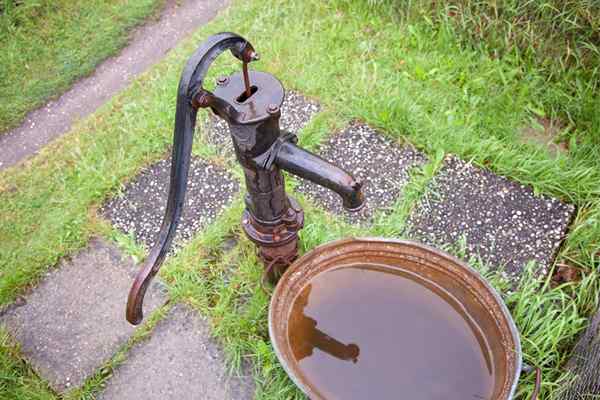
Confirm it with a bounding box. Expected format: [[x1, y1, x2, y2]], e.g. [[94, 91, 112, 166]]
[[290, 284, 360, 363]]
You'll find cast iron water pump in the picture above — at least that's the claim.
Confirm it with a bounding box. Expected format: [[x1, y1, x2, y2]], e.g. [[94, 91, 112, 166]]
[[126, 33, 365, 325]]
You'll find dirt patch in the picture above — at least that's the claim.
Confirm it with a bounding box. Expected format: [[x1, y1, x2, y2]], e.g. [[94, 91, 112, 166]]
[[520, 116, 568, 157]]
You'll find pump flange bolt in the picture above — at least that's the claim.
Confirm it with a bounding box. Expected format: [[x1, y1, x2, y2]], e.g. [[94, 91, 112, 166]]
[[216, 76, 229, 86], [191, 90, 211, 109], [267, 104, 280, 115]]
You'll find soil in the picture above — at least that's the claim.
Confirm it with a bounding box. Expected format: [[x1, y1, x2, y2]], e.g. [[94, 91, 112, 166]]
[[520, 116, 568, 157]]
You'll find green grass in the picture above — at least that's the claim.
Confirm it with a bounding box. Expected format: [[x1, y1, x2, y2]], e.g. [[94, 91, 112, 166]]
[[0, 328, 54, 400], [0, 0, 164, 133], [0, 0, 599, 398], [369, 0, 600, 143]]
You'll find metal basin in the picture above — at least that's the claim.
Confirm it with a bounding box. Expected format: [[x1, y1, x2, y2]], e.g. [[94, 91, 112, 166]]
[[269, 237, 522, 400]]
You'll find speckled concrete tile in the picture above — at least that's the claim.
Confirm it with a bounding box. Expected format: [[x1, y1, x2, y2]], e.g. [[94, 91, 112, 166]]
[[203, 90, 321, 156], [0, 238, 166, 392], [100, 157, 239, 250], [408, 156, 575, 279], [97, 304, 255, 400], [297, 122, 428, 223]]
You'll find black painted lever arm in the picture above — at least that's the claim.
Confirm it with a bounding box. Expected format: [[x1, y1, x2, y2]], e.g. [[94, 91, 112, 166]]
[[126, 32, 257, 325]]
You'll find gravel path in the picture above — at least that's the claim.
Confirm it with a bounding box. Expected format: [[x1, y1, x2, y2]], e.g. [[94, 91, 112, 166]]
[[0, 0, 229, 171]]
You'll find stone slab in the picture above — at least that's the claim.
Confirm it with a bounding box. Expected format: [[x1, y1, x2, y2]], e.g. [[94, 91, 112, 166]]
[[559, 310, 600, 398], [100, 156, 239, 249], [0, 238, 167, 392], [408, 156, 575, 279], [297, 122, 427, 222], [204, 90, 321, 156], [97, 304, 255, 400]]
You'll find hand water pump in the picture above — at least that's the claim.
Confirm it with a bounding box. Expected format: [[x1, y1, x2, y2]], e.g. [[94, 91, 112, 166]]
[[126, 32, 364, 325]]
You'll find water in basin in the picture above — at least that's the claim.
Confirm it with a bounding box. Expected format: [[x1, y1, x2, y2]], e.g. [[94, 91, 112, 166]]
[[287, 264, 495, 400]]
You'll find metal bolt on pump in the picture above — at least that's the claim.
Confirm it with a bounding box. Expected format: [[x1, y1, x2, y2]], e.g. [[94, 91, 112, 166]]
[[126, 32, 364, 325]]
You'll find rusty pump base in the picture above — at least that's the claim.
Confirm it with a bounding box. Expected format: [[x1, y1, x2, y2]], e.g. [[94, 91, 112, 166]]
[[126, 32, 364, 325]]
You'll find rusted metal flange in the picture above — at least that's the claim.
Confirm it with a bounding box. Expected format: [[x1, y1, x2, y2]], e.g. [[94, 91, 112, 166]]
[[242, 197, 304, 283]]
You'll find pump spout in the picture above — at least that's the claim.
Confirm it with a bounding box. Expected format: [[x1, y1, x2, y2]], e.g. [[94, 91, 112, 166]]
[[275, 141, 365, 211]]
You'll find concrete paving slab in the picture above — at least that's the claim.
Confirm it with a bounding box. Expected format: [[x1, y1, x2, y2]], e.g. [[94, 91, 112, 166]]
[[100, 156, 239, 250], [97, 304, 255, 400], [0, 238, 167, 392], [297, 122, 427, 222], [408, 156, 575, 279], [559, 309, 600, 398], [204, 91, 321, 156], [0, 0, 230, 171]]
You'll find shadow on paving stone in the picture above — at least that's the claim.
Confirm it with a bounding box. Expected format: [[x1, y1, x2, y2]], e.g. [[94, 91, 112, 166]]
[[297, 121, 427, 223], [0, 238, 167, 392], [407, 156, 575, 281], [100, 156, 239, 251], [97, 304, 255, 400], [559, 310, 600, 398], [202, 91, 321, 156]]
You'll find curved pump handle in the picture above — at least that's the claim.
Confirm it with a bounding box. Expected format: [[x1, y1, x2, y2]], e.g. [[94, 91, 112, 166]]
[[126, 32, 258, 325]]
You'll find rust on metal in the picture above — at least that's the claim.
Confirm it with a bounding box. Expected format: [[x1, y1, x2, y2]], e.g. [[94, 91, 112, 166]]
[[531, 367, 542, 400], [242, 60, 252, 98]]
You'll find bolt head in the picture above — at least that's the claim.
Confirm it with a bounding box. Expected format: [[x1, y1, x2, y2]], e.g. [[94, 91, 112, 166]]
[[267, 104, 280, 114], [192, 92, 210, 108], [216, 76, 229, 86]]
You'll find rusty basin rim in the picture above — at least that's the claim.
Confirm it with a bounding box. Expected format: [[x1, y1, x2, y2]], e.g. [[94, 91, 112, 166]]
[[268, 237, 522, 400]]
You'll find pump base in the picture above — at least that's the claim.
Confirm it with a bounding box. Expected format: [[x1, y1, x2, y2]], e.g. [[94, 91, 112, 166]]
[[242, 197, 304, 283]]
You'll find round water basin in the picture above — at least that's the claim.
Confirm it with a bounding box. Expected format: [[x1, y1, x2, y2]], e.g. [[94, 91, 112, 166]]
[[269, 238, 521, 400]]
